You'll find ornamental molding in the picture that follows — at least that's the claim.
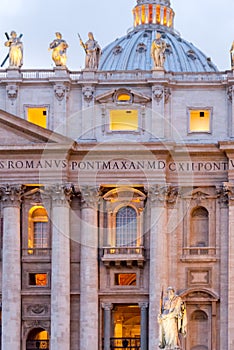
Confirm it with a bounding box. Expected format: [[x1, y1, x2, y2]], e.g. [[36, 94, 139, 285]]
[[80, 185, 99, 208], [227, 86, 233, 102], [23, 320, 50, 336], [82, 85, 95, 102], [6, 84, 18, 101], [152, 85, 164, 103], [46, 183, 73, 206], [54, 84, 69, 101], [26, 304, 49, 316], [0, 184, 24, 207]]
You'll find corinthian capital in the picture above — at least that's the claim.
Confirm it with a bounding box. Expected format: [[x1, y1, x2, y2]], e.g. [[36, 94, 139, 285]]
[[221, 182, 234, 203], [80, 185, 99, 209], [147, 184, 167, 205], [47, 183, 73, 206], [0, 184, 24, 207]]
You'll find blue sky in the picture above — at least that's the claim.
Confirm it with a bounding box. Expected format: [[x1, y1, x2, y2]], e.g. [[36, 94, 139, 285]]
[[0, 0, 233, 71]]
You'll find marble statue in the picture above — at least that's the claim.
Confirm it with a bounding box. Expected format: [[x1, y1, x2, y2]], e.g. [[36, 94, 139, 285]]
[[158, 287, 187, 349], [230, 41, 234, 68], [49, 32, 68, 67], [80, 32, 101, 69], [151, 32, 166, 69], [4, 31, 23, 68]]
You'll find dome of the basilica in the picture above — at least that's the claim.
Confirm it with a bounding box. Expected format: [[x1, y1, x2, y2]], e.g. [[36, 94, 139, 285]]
[[99, 0, 218, 72]]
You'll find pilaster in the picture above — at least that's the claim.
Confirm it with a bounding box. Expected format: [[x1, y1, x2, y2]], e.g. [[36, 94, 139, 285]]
[[0, 184, 23, 350], [49, 184, 73, 350], [222, 182, 234, 350], [147, 184, 167, 349], [80, 186, 99, 350]]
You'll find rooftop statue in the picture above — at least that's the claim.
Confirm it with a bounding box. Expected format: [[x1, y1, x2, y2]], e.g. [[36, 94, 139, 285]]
[[230, 41, 234, 68], [49, 32, 68, 67], [4, 31, 23, 68], [151, 32, 167, 70], [80, 32, 101, 70], [158, 287, 187, 349]]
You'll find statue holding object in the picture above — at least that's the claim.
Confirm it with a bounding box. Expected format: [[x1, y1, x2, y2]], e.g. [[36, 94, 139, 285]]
[[79, 32, 101, 70], [158, 287, 187, 349], [49, 32, 68, 67], [4, 31, 23, 68]]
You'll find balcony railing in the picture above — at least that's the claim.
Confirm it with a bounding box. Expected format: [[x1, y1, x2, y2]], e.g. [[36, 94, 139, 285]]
[[26, 339, 49, 350], [110, 337, 140, 349], [22, 248, 51, 257], [181, 246, 217, 262], [101, 246, 145, 267]]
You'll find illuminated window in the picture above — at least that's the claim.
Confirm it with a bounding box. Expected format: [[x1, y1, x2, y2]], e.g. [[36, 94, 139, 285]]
[[189, 109, 211, 133], [29, 273, 48, 286], [116, 206, 137, 246], [27, 107, 47, 128], [28, 206, 49, 253], [110, 110, 138, 131], [115, 273, 136, 286]]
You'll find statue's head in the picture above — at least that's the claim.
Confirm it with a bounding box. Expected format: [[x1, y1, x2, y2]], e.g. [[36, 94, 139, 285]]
[[156, 32, 161, 40], [11, 31, 17, 38], [55, 32, 62, 39], [88, 32, 94, 40], [167, 286, 175, 299]]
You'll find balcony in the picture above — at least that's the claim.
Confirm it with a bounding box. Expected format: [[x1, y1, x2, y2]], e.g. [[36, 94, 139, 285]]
[[22, 248, 51, 262], [181, 246, 218, 262], [101, 246, 145, 268]]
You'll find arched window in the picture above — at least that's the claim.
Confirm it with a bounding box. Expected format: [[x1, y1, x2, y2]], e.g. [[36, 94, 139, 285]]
[[28, 206, 49, 252], [190, 207, 209, 247], [116, 206, 137, 247]]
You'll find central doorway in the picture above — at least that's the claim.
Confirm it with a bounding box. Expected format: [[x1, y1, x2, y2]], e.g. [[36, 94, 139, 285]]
[[26, 328, 49, 350], [111, 304, 141, 349]]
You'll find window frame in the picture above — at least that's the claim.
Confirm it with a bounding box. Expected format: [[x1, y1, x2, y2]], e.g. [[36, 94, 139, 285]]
[[24, 104, 50, 129], [187, 107, 213, 134]]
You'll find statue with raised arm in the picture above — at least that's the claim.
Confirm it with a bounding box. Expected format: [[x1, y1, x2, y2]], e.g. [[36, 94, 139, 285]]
[[80, 32, 101, 70], [158, 287, 187, 349], [230, 41, 234, 68], [151, 32, 166, 69], [4, 31, 23, 68], [49, 32, 68, 67]]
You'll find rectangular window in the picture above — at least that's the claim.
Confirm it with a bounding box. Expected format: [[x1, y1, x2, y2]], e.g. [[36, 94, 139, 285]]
[[34, 222, 49, 248], [189, 109, 211, 133], [29, 273, 48, 286], [114, 273, 136, 286], [110, 110, 138, 131], [27, 107, 47, 128]]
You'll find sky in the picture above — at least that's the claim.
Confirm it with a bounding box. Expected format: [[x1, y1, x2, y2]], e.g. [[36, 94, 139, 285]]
[[0, 0, 233, 71]]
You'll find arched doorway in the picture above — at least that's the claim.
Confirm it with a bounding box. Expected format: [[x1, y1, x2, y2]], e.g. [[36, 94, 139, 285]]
[[180, 289, 219, 350], [26, 328, 49, 350]]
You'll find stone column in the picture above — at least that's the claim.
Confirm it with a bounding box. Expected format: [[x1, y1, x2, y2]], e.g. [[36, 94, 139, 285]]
[[102, 302, 113, 350], [139, 302, 148, 350], [50, 184, 72, 350], [0, 185, 22, 350], [147, 185, 167, 349], [223, 183, 234, 350], [80, 186, 99, 350]]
